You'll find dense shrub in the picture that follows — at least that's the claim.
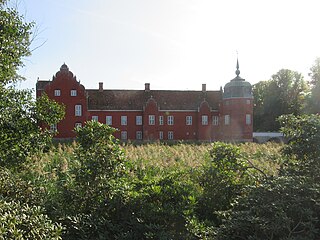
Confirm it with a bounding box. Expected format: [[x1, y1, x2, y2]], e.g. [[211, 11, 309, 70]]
[[0, 198, 63, 239]]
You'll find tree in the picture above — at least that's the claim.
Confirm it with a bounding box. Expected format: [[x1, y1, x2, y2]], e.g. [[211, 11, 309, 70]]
[[253, 69, 308, 131], [0, 1, 65, 169], [0, 1, 34, 85], [215, 114, 320, 240], [279, 114, 320, 179], [307, 57, 320, 113]]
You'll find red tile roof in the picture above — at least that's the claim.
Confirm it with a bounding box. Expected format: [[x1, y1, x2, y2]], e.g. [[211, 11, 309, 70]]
[[87, 89, 222, 111]]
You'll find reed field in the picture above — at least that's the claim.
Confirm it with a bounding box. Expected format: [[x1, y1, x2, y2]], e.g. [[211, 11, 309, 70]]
[[32, 141, 283, 179]]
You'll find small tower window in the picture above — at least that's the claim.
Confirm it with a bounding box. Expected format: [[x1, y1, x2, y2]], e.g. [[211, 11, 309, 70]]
[[225, 115, 230, 125], [246, 114, 251, 125]]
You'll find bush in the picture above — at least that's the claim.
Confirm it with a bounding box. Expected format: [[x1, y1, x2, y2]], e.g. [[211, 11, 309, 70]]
[[0, 198, 63, 239]]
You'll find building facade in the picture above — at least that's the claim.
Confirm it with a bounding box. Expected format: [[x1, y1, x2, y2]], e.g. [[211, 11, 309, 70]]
[[36, 61, 253, 142]]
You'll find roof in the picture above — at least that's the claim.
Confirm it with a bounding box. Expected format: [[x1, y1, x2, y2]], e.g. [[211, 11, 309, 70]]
[[36, 80, 50, 90], [87, 89, 222, 111]]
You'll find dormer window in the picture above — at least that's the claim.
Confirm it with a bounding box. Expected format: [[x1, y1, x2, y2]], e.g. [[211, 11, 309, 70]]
[[71, 90, 77, 96], [54, 89, 61, 96]]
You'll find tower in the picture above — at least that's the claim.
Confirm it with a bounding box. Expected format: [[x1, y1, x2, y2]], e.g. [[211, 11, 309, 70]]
[[221, 59, 253, 141]]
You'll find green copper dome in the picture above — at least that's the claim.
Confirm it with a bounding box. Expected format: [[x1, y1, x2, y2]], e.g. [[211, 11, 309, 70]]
[[223, 59, 252, 99]]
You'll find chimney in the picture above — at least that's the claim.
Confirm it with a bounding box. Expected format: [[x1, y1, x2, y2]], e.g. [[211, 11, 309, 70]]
[[202, 84, 206, 92], [99, 82, 103, 92], [145, 83, 150, 92]]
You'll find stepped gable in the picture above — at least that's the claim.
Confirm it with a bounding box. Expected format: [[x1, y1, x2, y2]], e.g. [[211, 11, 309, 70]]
[[87, 89, 222, 111]]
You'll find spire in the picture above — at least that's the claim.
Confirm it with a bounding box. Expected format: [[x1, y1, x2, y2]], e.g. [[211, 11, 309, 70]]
[[235, 58, 240, 77]]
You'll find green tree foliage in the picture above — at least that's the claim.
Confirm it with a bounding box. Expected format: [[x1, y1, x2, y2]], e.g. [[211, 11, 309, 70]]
[[279, 114, 320, 179], [0, 88, 65, 169], [0, 2, 65, 238], [216, 176, 320, 240], [0, 1, 34, 84], [307, 57, 320, 113], [0, 1, 65, 169], [196, 142, 253, 230], [0, 199, 63, 239], [253, 69, 308, 131], [0, 167, 63, 239], [214, 115, 320, 239], [59, 121, 129, 239]]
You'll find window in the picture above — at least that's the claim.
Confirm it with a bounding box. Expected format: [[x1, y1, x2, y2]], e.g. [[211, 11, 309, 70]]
[[54, 89, 61, 96], [159, 131, 163, 140], [75, 105, 82, 116], [136, 131, 142, 140], [225, 115, 230, 125], [167, 116, 174, 125], [168, 131, 174, 140], [186, 116, 192, 125], [50, 124, 57, 132], [212, 116, 219, 126], [121, 131, 127, 140], [159, 116, 164, 125], [71, 90, 77, 96], [136, 116, 142, 125], [106, 116, 112, 125], [75, 122, 82, 128], [121, 116, 127, 125], [202, 115, 208, 125], [92, 116, 98, 121], [246, 114, 251, 125], [246, 99, 251, 105], [149, 115, 155, 125]]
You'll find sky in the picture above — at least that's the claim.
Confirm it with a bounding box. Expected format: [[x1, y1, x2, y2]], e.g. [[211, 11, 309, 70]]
[[14, 0, 320, 91]]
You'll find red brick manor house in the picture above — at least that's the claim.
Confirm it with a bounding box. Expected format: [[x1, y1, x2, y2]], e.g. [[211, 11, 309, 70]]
[[36, 61, 253, 142]]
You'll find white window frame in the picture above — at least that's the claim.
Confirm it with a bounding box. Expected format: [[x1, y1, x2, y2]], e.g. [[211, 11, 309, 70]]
[[70, 89, 77, 96], [75, 105, 82, 116], [106, 116, 112, 125], [92, 116, 98, 121], [136, 116, 142, 125], [54, 89, 61, 96], [225, 115, 230, 125], [202, 115, 208, 125], [121, 116, 127, 125], [167, 116, 174, 125], [121, 131, 127, 140], [136, 131, 142, 140], [50, 124, 57, 132], [149, 115, 155, 125], [159, 131, 163, 140], [212, 116, 219, 126], [75, 122, 82, 128], [186, 116, 192, 125], [246, 114, 251, 125], [159, 116, 164, 125], [168, 131, 174, 140]]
